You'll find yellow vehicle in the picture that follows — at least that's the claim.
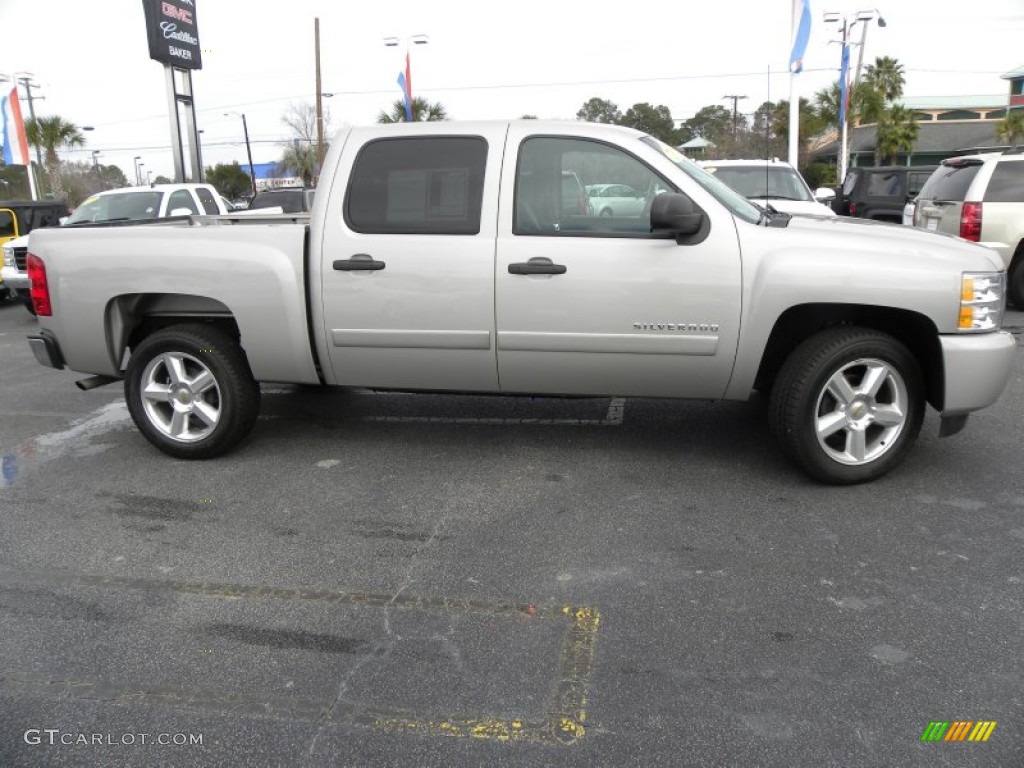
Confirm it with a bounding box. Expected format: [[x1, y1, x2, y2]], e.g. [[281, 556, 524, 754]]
[[0, 200, 68, 298]]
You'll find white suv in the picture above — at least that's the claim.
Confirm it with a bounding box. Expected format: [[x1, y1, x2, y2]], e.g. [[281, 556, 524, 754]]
[[697, 159, 836, 216], [913, 152, 1024, 306]]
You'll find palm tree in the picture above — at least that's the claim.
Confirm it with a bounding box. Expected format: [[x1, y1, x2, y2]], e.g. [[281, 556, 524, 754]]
[[24, 116, 85, 198], [276, 142, 318, 186], [814, 81, 883, 129], [377, 97, 448, 123], [875, 105, 919, 165], [863, 56, 906, 103], [996, 109, 1024, 148]]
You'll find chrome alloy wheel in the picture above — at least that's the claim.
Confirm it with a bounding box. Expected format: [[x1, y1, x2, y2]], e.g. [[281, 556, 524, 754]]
[[139, 352, 222, 443], [813, 357, 908, 466]]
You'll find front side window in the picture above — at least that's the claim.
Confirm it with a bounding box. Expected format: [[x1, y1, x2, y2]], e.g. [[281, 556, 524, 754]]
[[866, 172, 902, 197], [516, 137, 674, 236], [0, 210, 15, 238], [167, 190, 199, 215], [346, 137, 487, 235]]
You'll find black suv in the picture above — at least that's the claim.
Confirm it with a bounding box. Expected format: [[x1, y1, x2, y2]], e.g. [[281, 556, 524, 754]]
[[832, 166, 937, 222]]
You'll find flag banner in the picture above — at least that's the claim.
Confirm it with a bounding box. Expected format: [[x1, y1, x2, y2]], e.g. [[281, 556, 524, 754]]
[[838, 44, 851, 125], [789, 0, 812, 73], [397, 72, 412, 122], [1, 86, 31, 166]]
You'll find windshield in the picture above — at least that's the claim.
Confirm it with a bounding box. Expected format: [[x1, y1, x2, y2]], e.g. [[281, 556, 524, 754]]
[[703, 165, 814, 202], [639, 136, 762, 223], [67, 191, 164, 225]]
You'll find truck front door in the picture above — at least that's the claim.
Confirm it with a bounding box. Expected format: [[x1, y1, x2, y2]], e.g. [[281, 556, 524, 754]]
[[494, 129, 742, 398], [317, 127, 506, 391]]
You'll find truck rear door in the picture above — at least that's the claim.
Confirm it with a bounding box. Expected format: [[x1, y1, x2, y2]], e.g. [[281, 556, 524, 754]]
[[316, 125, 506, 391]]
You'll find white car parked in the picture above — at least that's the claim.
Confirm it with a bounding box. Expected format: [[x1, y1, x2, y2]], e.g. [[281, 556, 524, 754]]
[[698, 159, 836, 216]]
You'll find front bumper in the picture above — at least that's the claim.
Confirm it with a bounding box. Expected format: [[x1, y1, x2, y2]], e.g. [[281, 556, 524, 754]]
[[0, 265, 29, 291], [940, 331, 1016, 415], [27, 331, 65, 370]]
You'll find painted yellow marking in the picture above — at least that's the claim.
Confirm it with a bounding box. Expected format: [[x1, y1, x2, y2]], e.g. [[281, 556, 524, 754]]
[[0, 572, 601, 746]]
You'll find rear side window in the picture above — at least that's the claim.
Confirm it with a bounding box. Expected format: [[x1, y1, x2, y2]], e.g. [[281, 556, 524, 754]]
[[983, 160, 1024, 203], [918, 164, 983, 201], [346, 137, 487, 235], [866, 172, 902, 197], [197, 186, 221, 214]]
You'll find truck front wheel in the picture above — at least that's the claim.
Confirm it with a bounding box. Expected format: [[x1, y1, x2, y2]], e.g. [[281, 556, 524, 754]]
[[769, 327, 924, 484], [125, 324, 260, 459]]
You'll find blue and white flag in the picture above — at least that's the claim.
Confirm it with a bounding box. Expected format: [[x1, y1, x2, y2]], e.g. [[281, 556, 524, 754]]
[[789, 0, 812, 73], [838, 44, 851, 125]]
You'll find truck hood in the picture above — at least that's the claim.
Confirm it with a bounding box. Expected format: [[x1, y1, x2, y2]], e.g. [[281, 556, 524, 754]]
[[774, 213, 1005, 273]]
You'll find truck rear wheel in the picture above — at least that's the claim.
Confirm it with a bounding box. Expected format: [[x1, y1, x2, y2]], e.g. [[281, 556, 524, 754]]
[[769, 327, 924, 484], [125, 324, 260, 459]]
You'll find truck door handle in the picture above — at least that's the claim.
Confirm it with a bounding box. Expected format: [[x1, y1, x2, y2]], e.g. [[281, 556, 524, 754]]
[[508, 259, 567, 275], [334, 254, 386, 271]]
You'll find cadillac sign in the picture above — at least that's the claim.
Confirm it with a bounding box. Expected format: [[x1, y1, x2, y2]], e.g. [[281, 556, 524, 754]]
[[142, 0, 203, 70]]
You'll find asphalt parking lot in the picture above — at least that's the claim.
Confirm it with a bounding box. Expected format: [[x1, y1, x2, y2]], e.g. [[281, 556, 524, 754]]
[[1, 297, 1022, 767]]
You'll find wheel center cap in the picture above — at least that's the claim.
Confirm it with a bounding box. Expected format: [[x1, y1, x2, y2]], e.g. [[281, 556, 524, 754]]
[[175, 387, 193, 406]]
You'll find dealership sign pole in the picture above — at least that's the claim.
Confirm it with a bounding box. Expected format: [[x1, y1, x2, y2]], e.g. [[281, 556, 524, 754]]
[[141, 0, 203, 183]]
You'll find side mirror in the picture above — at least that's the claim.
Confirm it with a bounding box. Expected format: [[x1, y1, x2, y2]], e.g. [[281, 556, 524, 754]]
[[650, 192, 706, 241], [170, 208, 194, 217], [814, 187, 836, 202]]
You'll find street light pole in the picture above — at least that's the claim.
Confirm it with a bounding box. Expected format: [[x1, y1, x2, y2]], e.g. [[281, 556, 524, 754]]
[[225, 112, 257, 197], [384, 34, 429, 122], [825, 9, 886, 182], [134, 156, 142, 186]]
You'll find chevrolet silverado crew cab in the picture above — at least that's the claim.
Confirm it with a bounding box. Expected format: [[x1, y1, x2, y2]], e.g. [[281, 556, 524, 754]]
[[24, 121, 1016, 484]]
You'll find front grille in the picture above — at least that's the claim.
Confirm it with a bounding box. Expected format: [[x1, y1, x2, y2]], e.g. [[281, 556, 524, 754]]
[[13, 246, 27, 271]]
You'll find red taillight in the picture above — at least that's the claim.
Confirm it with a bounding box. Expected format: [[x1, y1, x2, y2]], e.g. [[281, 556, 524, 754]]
[[849, 202, 858, 216], [26, 253, 52, 316], [960, 201, 982, 242]]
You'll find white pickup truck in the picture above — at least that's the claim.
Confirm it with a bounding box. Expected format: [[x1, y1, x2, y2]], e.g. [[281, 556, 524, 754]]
[[24, 121, 1016, 483]]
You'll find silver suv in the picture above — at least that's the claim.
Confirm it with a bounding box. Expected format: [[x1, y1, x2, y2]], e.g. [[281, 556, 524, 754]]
[[913, 152, 1024, 306]]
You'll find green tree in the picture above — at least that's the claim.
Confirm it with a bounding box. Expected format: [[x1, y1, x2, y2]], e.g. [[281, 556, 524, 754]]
[[377, 97, 448, 123], [153, 175, 172, 185], [996, 109, 1024, 147], [576, 97, 621, 124], [619, 103, 678, 144], [875, 105, 919, 165], [206, 161, 253, 199], [276, 142, 318, 186], [812, 81, 882, 131], [683, 105, 733, 145], [24, 115, 85, 199]]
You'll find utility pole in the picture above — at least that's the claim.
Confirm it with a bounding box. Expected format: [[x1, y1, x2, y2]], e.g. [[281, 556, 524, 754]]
[[722, 94, 748, 150], [16, 76, 45, 170], [315, 17, 325, 178]]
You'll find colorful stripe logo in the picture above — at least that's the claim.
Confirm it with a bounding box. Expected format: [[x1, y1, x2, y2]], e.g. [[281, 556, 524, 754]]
[[921, 721, 997, 742]]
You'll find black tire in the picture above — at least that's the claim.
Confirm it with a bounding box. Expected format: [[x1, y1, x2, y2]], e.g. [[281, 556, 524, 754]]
[[1008, 259, 1024, 309], [769, 327, 924, 485], [125, 324, 260, 459]]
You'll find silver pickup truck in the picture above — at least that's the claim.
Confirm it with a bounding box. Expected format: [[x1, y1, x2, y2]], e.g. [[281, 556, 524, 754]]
[[24, 121, 1016, 484]]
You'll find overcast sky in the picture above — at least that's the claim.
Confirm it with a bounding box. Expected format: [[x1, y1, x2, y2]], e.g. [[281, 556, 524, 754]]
[[2, 0, 1022, 182]]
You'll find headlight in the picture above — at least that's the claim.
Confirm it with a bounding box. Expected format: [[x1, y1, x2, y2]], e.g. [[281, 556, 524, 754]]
[[958, 272, 1004, 332], [1, 246, 13, 267]]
